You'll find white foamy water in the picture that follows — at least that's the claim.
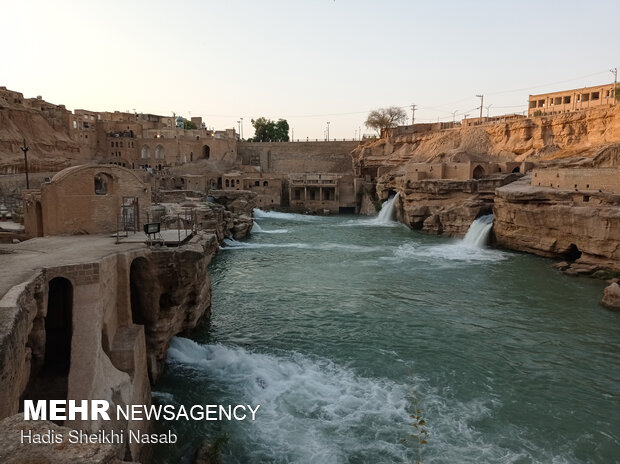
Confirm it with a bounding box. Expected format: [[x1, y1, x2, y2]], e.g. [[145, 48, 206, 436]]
[[462, 214, 494, 248], [167, 337, 412, 463], [392, 215, 505, 263], [252, 221, 289, 234], [166, 337, 557, 464], [369, 192, 400, 225], [223, 238, 387, 253], [254, 208, 320, 221]]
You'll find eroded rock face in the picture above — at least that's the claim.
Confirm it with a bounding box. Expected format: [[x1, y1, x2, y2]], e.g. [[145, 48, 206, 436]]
[[601, 283, 620, 310], [0, 414, 127, 464], [494, 176, 620, 269], [376, 173, 515, 237], [130, 243, 213, 382], [352, 106, 620, 176]]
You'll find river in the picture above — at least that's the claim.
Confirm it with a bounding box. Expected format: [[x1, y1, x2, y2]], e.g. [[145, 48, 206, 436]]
[[153, 202, 620, 463]]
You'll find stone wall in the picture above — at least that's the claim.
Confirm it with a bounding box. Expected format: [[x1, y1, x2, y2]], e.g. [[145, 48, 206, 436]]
[[238, 141, 359, 174], [531, 167, 620, 194]]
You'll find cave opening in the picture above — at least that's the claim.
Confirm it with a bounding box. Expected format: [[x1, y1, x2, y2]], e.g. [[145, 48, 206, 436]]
[[565, 243, 582, 261]]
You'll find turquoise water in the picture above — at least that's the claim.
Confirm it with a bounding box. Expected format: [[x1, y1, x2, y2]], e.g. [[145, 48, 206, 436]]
[[154, 212, 620, 463]]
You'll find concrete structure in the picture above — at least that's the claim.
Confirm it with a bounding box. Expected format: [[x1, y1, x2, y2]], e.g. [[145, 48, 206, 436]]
[[23, 165, 151, 237], [288, 173, 356, 213], [528, 83, 616, 117], [238, 141, 359, 174]]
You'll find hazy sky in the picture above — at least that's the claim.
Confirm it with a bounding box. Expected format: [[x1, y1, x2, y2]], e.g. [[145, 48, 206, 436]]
[[2, 0, 618, 139]]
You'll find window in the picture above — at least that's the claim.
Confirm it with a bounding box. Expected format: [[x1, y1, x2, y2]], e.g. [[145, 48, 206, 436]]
[[591, 92, 599, 100], [111, 141, 114, 147], [94, 174, 109, 195], [225, 179, 230, 187], [73, 120, 77, 129], [254, 181, 259, 187], [563, 96, 571, 104], [263, 181, 268, 187]]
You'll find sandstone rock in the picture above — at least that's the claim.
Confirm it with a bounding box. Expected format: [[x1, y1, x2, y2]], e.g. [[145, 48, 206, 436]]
[[552, 261, 570, 271], [0, 414, 125, 464], [601, 283, 620, 311]]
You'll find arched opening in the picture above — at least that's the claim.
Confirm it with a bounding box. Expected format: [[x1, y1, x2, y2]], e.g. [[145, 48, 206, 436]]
[[35, 201, 43, 237], [141, 145, 151, 159], [155, 145, 165, 159], [472, 165, 485, 180], [22, 277, 73, 418], [94, 173, 112, 195], [130, 258, 151, 326], [202, 145, 210, 159], [564, 243, 582, 261], [190, 152, 193, 162], [512, 166, 520, 173]]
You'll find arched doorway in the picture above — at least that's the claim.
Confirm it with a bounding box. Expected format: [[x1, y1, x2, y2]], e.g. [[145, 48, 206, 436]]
[[202, 145, 210, 159], [472, 165, 485, 179], [190, 152, 193, 162], [512, 166, 520, 173], [141, 145, 151, 159], [155, 145, 165, 160]]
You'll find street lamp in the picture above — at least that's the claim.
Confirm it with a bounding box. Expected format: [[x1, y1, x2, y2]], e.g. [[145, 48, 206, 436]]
[[240, 118, 243, 139], [452, 110, 459, 123], [486, 104, 493, 118], [326, 122, 330, 141], [20, 139, 30, 189]]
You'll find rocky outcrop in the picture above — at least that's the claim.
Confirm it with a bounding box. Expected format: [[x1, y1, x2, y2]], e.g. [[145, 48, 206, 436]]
[[601, 282, 620, 310], [131, 237, 216, 382], [494, 176, 620, 269], [352, 106, 620, 176], [376, 172, 518, 237], [208, 190, 256, 239]]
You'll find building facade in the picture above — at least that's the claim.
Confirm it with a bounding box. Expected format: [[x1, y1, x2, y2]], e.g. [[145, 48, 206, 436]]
[[528, 83, 616, 117]]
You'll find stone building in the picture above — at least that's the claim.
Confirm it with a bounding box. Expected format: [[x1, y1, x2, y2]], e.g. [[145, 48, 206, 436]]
[[405, 161, 526, 181], [23, 164, 151, 237], [528, 83, 616, 117], [531, 167, 620, 194], [461, 113, 526, 128], [288, 173, 357, 213]]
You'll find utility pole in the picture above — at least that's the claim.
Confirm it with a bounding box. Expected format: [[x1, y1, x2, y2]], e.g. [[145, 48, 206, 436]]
[[611, 68, 618, 105], [452, 110, 459, 123], [20, 139, 30, 189], [476, 94, 484, 118], [240, 118, 243, 139], [411, 104, 416, 125], [486, 104, 493, 118], [237, 120, 241, 139], [327, 122, 330, 141]]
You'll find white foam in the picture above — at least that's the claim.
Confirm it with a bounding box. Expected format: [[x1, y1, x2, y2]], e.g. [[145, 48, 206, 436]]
[[223, 238, 387, 253], [462, 214, 494, 248], [252, 221, 289, 234], [254, 208, 320, 221], [167, 337, 413, 463], [166, 337, 560, 463], [394, 242, 507, 263]]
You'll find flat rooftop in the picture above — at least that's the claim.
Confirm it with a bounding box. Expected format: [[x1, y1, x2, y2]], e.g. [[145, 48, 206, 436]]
[[0, 235, 146, 300]]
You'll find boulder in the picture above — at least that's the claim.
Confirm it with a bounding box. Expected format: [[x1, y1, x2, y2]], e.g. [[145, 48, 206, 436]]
[[601, 282, 620, 311]]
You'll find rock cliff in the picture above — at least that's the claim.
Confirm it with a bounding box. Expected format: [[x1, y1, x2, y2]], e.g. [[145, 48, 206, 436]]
[[353, 106, 620, 175], [494, 176, 620, 270]]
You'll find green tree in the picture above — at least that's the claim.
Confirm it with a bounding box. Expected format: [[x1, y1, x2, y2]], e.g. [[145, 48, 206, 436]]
[[250, 117, 290, 142], [365, 106, 407, 135], [183, 119, 197, 130]]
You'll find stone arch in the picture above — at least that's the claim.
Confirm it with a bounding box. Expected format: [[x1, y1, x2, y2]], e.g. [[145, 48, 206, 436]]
[[155, 144, 165, 160], [202, 145, 210, 159], [512, 166, 520, 173], [472, 165, 485, 180], [141, 145, 151, 159], [94, 172, 113, 195]]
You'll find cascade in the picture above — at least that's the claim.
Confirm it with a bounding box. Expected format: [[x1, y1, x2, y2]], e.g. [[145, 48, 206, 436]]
[[462, 214, 494, 248], [371, 193, 400, 224]]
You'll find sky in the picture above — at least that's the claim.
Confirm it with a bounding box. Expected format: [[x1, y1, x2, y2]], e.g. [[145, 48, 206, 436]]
[[2, 0, 619, 140]]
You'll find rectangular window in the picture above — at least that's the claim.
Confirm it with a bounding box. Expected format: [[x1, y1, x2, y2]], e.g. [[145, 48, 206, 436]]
[[563, 96, 571, 104], [582, 94, 590, 102], [538, 100, 545, 107], [554, 97, 562, 105], [591, 92, 599, 100]]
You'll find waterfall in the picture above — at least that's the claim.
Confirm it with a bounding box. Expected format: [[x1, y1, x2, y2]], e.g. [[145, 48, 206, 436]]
[[252, 221, 263, 233], [371, 192, 400, 224], [462, 214, 494, 248]]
